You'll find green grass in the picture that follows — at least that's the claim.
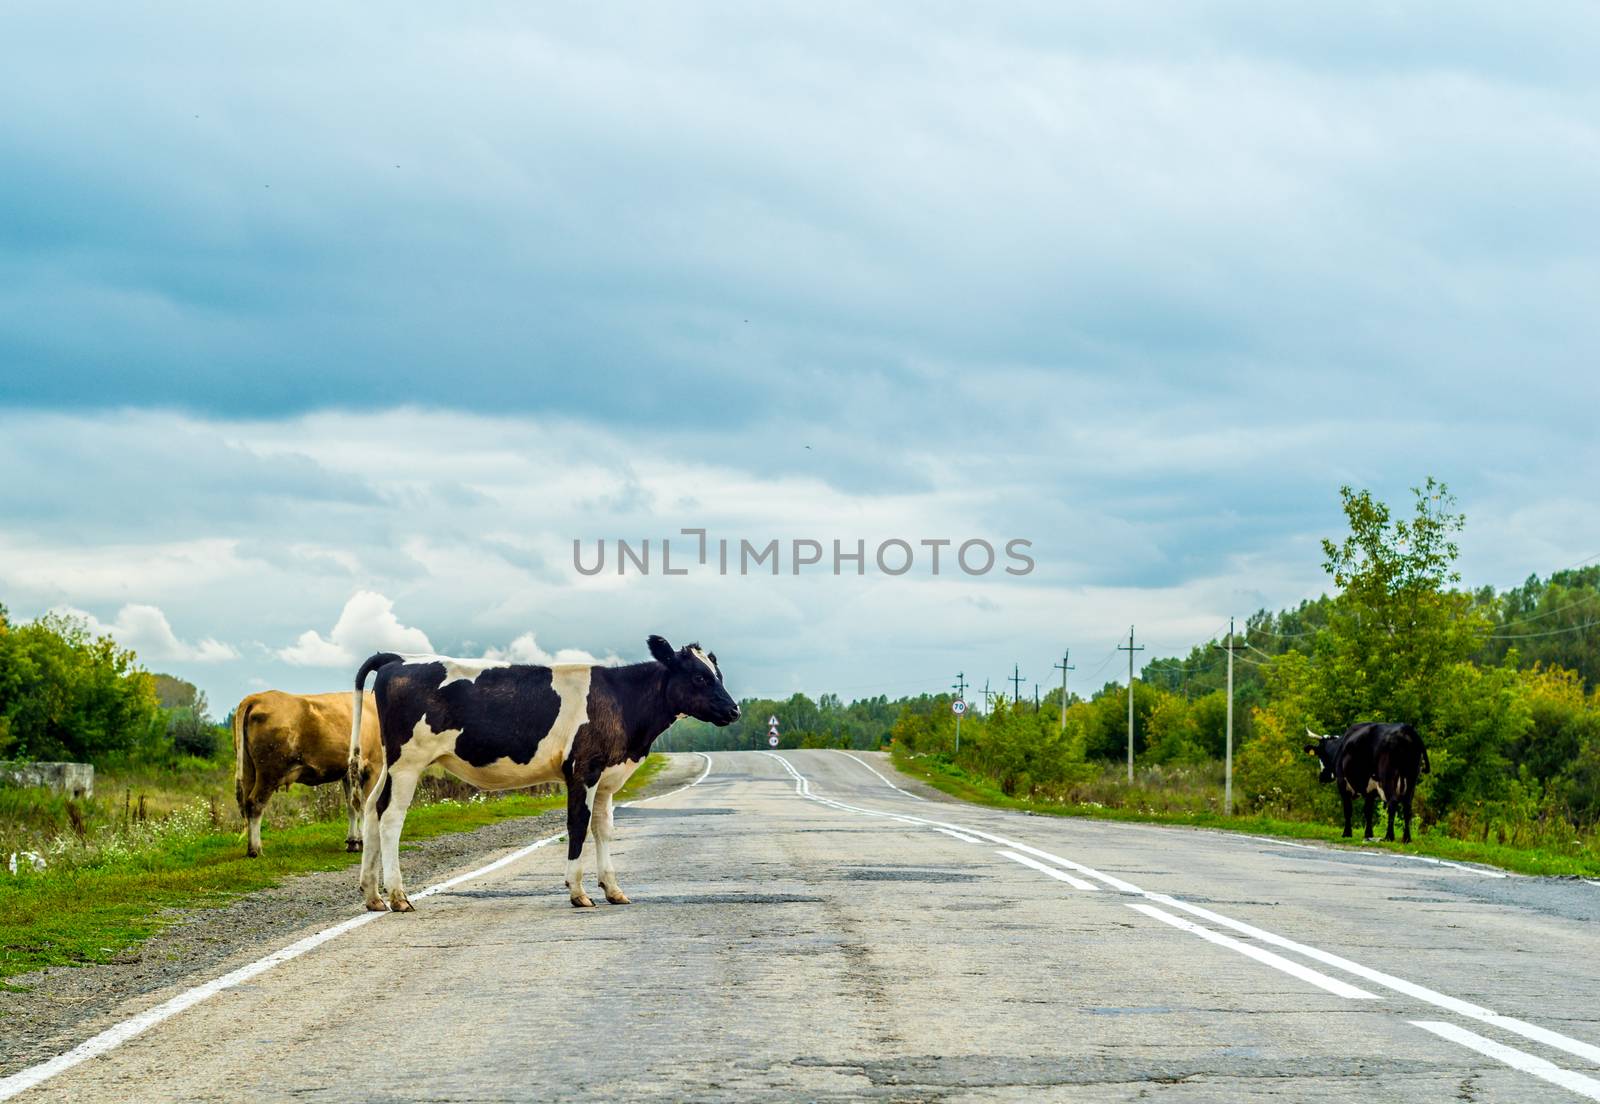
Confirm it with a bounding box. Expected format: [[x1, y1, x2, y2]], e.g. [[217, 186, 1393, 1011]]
[[890, 748, 1600, 878], [0, 755, 666, 986]]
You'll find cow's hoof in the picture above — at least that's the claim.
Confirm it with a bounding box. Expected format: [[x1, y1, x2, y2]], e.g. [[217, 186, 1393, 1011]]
[[389, 892, 415, 913], [605, 890, 631, 905], [570, 894, 596, 909], [1362, 837, 1376, 844], [246, 849, 261, 859], [346, 839, 362, 853], [365, 898, 390, 913]]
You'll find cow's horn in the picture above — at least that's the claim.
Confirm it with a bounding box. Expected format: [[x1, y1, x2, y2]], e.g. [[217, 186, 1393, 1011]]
[[1306, 727, 1318, 740]]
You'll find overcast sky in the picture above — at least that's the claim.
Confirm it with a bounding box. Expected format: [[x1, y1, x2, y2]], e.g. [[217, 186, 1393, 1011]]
[[3, 3, 1597, 711]]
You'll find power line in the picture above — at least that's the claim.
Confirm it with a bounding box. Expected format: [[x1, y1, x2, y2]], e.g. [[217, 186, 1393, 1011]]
[[1486, 616, 1600, 641], [1245, 623, 1321, 640], [1489, 591, 1600, 631]]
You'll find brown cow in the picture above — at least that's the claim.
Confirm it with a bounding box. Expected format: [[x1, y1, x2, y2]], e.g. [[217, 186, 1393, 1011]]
[[233, 690, 381, 857]]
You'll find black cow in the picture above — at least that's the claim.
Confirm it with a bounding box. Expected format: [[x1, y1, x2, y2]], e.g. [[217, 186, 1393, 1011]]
[[349, 635, 739, 913], [1304, 722, 1431, 842]]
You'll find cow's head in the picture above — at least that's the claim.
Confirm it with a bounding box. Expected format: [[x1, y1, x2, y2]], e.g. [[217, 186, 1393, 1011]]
[[1303, 728, 1339, 784], [649, 635, 740, 726]]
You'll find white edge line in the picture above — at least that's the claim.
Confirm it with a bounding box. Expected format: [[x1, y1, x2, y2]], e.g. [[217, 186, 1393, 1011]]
[[934, 827, 981, 843], [1142, 891, 1600, 1066], [832, 749, 926, 800], [0, 751, 719, 1101], [766, 751, 1600, 1069], [624, 751, 713, 807], [1386, 852, 1509, 878], [997, 849, 1099, 891], [1411, 1021, 1600, 1102], [1238, 834, 1318, 851], [1129, 903, 1378, 1000]]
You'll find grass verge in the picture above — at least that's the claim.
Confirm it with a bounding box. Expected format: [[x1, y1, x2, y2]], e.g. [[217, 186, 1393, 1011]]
[[890, 748, 1600, 878], [0, 755, 666, 986]]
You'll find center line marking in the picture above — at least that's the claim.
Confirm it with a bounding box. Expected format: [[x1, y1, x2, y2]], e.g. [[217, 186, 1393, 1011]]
[[1411, 1021, 1600, 1102], [998, 849, 1099, 891], [1129, 904, 1378, 1000]]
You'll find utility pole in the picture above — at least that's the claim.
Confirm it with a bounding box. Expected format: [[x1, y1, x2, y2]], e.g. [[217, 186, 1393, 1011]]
[[1009, 664, 1024, 704], [1117, 626, 1145, 783], [1211, 617, 1246, 816], [982, 680, 993, 712], [952, 671, 967, 755], [1052, 650, 1074, 734]]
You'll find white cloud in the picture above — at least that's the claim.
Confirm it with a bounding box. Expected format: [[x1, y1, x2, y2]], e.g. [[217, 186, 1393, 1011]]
[[59, 602, 239, 663], [2, 405, 1594, 713], [278, 590, 433, 668], [483, 631, 622, 668]]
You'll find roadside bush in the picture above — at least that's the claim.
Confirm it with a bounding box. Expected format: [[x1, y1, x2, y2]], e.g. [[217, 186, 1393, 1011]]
[[166, 707, 227, 760]]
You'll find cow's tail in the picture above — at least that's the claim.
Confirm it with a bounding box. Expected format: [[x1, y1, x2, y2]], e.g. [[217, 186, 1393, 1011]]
[[1407, 723, 1431, 775], [349, 652, 404, 793], [233, 696, 257, 818]]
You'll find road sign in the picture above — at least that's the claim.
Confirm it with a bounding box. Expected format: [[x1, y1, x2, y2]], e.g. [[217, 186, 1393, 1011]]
[[952, 699, 967, 715], [767, 715, 780, 727], [768, 734, 779, 747]]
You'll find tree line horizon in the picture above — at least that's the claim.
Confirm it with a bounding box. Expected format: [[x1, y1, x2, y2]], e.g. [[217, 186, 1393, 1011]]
[[5, 478, 1600, 843]]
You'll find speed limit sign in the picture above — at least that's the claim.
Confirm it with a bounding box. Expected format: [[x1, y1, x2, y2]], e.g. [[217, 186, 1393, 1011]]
[[768, 734, 779, 747], [952, 699, 967, 715]]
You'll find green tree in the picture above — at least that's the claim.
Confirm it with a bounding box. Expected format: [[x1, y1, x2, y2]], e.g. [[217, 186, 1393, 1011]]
[[0, 611, 163, 762], [1316, 478, 1489, 729]]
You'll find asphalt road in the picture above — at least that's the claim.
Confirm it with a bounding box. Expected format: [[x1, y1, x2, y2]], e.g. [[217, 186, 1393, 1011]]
[[8, 750, 1600, 1102]]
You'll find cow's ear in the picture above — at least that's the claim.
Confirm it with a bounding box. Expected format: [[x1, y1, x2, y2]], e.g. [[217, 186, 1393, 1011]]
[[647, 635, 676, 666], [1303, 744, 1319, 756]]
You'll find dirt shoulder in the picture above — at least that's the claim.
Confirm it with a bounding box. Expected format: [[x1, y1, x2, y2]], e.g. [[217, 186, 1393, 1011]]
[[0, 753, 703, 1076]]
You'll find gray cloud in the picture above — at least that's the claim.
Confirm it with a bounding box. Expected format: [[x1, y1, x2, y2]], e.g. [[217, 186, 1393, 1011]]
[[2, 4, 1598, 706]]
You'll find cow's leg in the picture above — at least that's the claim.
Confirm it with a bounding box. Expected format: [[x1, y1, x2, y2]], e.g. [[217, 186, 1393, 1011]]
[[1340, 792, 1354, 838], [1384, 785, 1398, 842], [359, 766, 386, 910], [342, 774, 363, 852], [565, 781, 596, 908], [377, 768, 420, 913], [1362, 792, 1377, 840], [1401, 793, 1414, 844], [243, 775, 271, 857], [593, 790, 628, 905]]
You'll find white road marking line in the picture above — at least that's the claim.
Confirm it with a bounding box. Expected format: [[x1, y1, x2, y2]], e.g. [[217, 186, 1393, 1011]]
[[997, 849, 1099, 891], [1238, 834, 1318, 850], [0, 751, 718, 1101], [1140, 892, 1600, 1066], [1129, 904, 1378, 1000], [935, 827, 981, 843], [831, 749, 926, 800], [763, 751, 1600, 1074], [1385, 852, 1509, 879], [1585, 880, 1600, 889], [1411, 1021, 1600, 1102], [625, 752, 714, 806]]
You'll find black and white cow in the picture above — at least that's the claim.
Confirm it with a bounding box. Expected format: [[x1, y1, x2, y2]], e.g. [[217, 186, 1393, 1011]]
[[1304, 722, 1431, 843], [349, 635, 739, 913]]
